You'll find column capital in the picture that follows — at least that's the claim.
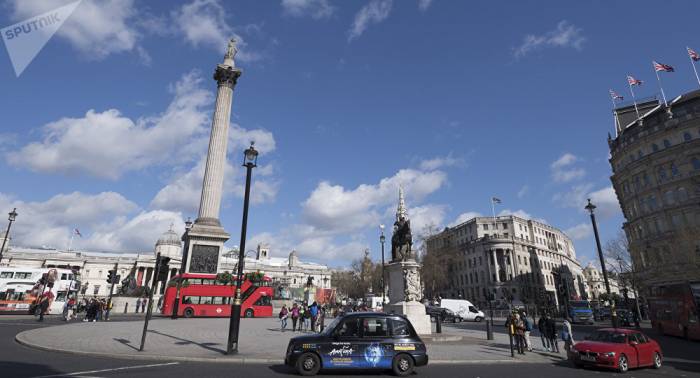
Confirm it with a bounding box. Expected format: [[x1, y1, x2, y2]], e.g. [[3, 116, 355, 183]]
[[214, 64, 242, 87]]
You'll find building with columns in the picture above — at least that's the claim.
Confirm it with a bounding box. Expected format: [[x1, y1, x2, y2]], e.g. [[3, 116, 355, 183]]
[[0, 227, 182, 302], [220, 244, 332, 291], [582, 263, 622, 301], [425, 215, 587, 311]]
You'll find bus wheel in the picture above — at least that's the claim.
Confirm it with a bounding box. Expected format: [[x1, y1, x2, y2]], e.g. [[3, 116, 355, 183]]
[[244, 309, 254, 318], [183, 308, 194, 318]]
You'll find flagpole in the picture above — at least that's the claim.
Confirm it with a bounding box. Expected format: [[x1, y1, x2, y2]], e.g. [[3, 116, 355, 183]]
[[610, 95, 621, 136], [491, 198, 497, 235], [655, 68, 668, 107], [688, 47, 700, 88], [627, 81, 641, 120]]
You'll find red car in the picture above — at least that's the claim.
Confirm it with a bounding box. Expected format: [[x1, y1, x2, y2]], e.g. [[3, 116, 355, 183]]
[[571, 328, 663, 373]]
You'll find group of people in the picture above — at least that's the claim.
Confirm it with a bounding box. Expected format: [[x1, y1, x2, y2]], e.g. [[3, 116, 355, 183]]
[[506, 311, 575, 356], [279, 302, 327, 333], [78, 297, 113, 322]]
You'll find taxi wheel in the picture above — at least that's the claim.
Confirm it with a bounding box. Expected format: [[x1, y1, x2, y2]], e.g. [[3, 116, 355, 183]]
[[183, 308, 194, 318], [296, 352, 320, 376], [617, 354, 629, 373], [392, 353, 414, 377], [653, 352, 662, 369]]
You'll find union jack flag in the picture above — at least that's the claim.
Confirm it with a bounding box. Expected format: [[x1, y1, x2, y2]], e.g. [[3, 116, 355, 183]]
[[627, 75, 643, 86], [688, 47, 700, 62], [609, 89, 623, 101], [653, 61, 675, 72]]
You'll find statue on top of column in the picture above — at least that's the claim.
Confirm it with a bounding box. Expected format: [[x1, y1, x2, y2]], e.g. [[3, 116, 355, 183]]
[[391, 187, 413, 262], [223, 38, 238, 67]]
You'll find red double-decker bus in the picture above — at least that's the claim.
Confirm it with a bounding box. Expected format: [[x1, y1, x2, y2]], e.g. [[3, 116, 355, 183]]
[[161, 273, 273, 318], [648, 281, 700, 340]]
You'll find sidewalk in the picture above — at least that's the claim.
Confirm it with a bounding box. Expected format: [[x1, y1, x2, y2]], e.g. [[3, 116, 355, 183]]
[[15, 317, 565, 365]]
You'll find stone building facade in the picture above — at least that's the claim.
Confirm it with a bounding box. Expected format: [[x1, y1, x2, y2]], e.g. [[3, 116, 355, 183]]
[[608, 92, 700, 292], [425, 215, 587, 310]]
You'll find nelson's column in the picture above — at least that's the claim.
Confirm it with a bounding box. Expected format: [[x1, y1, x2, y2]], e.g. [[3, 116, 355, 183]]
[[183, 39, 241, 274]]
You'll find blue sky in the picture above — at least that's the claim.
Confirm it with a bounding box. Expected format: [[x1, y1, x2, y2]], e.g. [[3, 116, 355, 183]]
[[2, 0, 699, 267]]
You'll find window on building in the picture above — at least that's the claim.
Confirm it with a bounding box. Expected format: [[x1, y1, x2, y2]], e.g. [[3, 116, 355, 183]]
[[658, 166, 667, 182], [692, 157, 700, 171], [671, 163, 679, 177], [664, 139, 671, 148], [664, 190, 676, 206], [638, 150, 644, 159], [678, 187, 689, 202], [502, 223, 508, 229], [483, 224, 489, 230], [684, 132, 692, 142], [652, 143, 659, 152]]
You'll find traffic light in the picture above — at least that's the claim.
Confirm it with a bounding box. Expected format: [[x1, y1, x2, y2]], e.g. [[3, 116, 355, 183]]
[[157, 256, 170, 281], [107, 270, 115, 284]]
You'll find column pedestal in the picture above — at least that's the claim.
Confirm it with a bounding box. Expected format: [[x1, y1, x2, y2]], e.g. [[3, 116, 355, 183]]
[[385, 259, 432, 335], [184, 222, 230, 274]]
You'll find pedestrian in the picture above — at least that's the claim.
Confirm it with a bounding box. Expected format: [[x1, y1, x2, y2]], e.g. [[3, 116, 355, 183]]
[[538, 314, 550, 351], [291, 303, 300, 332], [545, 316, 559, 353], [95, 300, 103, 321], [522, 311, 533, 352], [513, 313, 526, 354], [299, 306, 307, 331], [309, 302, 319, 332], [279, 305, 289, 331], [562, 318, 575, 355], [62, 299, 71, 321], [105, 299, 113, 321], [141, 297, 148, 313], [37, 291, 54, 322], [303, 306, 311, 331], [319, 305, 326, 332], [135, 298, 141, 314]]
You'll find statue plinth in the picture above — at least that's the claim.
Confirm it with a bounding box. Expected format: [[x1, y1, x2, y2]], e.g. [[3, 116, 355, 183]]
[[183, 222, 229, 274], [385, 258, 431, 335]]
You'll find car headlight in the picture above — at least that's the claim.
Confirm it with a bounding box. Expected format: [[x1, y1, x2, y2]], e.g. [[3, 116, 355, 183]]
[[603, 352, 616, 357]]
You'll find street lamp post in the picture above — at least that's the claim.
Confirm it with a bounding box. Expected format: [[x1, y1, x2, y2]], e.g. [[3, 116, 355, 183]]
[[0, 208, 18, 265], [585, 199, 618, 328], [227, 142, 258, 355], [172, 218, 193, 319], [379, 224, 386, 307]]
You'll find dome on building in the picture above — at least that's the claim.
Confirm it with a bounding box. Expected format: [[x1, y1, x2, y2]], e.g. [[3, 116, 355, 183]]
[[155, 225, 181, 247]]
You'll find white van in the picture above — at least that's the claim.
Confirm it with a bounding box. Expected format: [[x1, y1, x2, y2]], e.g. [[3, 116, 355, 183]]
[[440, 299, 485, 322]]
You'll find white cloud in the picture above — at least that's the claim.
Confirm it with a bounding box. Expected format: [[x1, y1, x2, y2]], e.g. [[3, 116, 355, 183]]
[[514, 20, 585, 59], [8, 71, 211, 179], [450, 211, 482, 227], [551, 153, 586, 183], [419, 154, 465, 171], [171, 0, 260, 62], [302, 168, 447, 233], [564, 223, 592, 240], [9, 0, 141, 60], [408, 204, 446, 236], [348, 0, 393, 41], [417, 0, 433, 11], [281, 0, 335, 19], [553, 184, 621, 220], [517, 185, 529, 199]]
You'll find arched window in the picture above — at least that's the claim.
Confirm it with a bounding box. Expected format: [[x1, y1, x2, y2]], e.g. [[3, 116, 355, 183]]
[[664, 139, 672, 148], [677, 187, 689, 202], [693, 157, 700, 170], [684, 132, 692, 142], [664, 190, 676, 205], [658, 166, 667, 182], [652, 143, 659, 152], [671, 162, 679, 177]]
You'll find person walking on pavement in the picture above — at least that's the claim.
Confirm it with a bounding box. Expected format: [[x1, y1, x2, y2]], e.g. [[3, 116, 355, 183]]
[[545, 316, 560, 353], [290, 303, 300, 332], [141, 297, 148, 313], [513, 313, 526, 355], [299, 306, 307, 331], [309, 302, 319, 333], [538, 314, 550, 351], [562, 318, 575, 355], [135, 298, 141, 314], [522, 312, 533, 352], [279, 305, 289, 331], [37, 290, 54, 322]]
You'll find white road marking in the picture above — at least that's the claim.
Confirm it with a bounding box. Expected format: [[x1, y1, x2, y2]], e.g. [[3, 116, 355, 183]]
[[31, 362, 180, 377]]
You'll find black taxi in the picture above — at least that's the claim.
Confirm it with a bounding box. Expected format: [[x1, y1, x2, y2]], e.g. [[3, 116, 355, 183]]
[[285, 312, 428, 376]]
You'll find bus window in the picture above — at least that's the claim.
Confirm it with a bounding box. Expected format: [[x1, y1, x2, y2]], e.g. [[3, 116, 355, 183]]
[[212, 297, 224, 305], [0, 272, 13, 278], [15, 272, 32, 279], [61, 273, 67, 280], [56, 291, 67, 301], [254, 296, 271, 306]]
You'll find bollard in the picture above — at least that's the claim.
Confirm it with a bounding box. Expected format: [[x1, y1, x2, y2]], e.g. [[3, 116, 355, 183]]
[[435, 315, 442, 334], [486, 318, 493, 340], [124, 302, 128, 314]]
